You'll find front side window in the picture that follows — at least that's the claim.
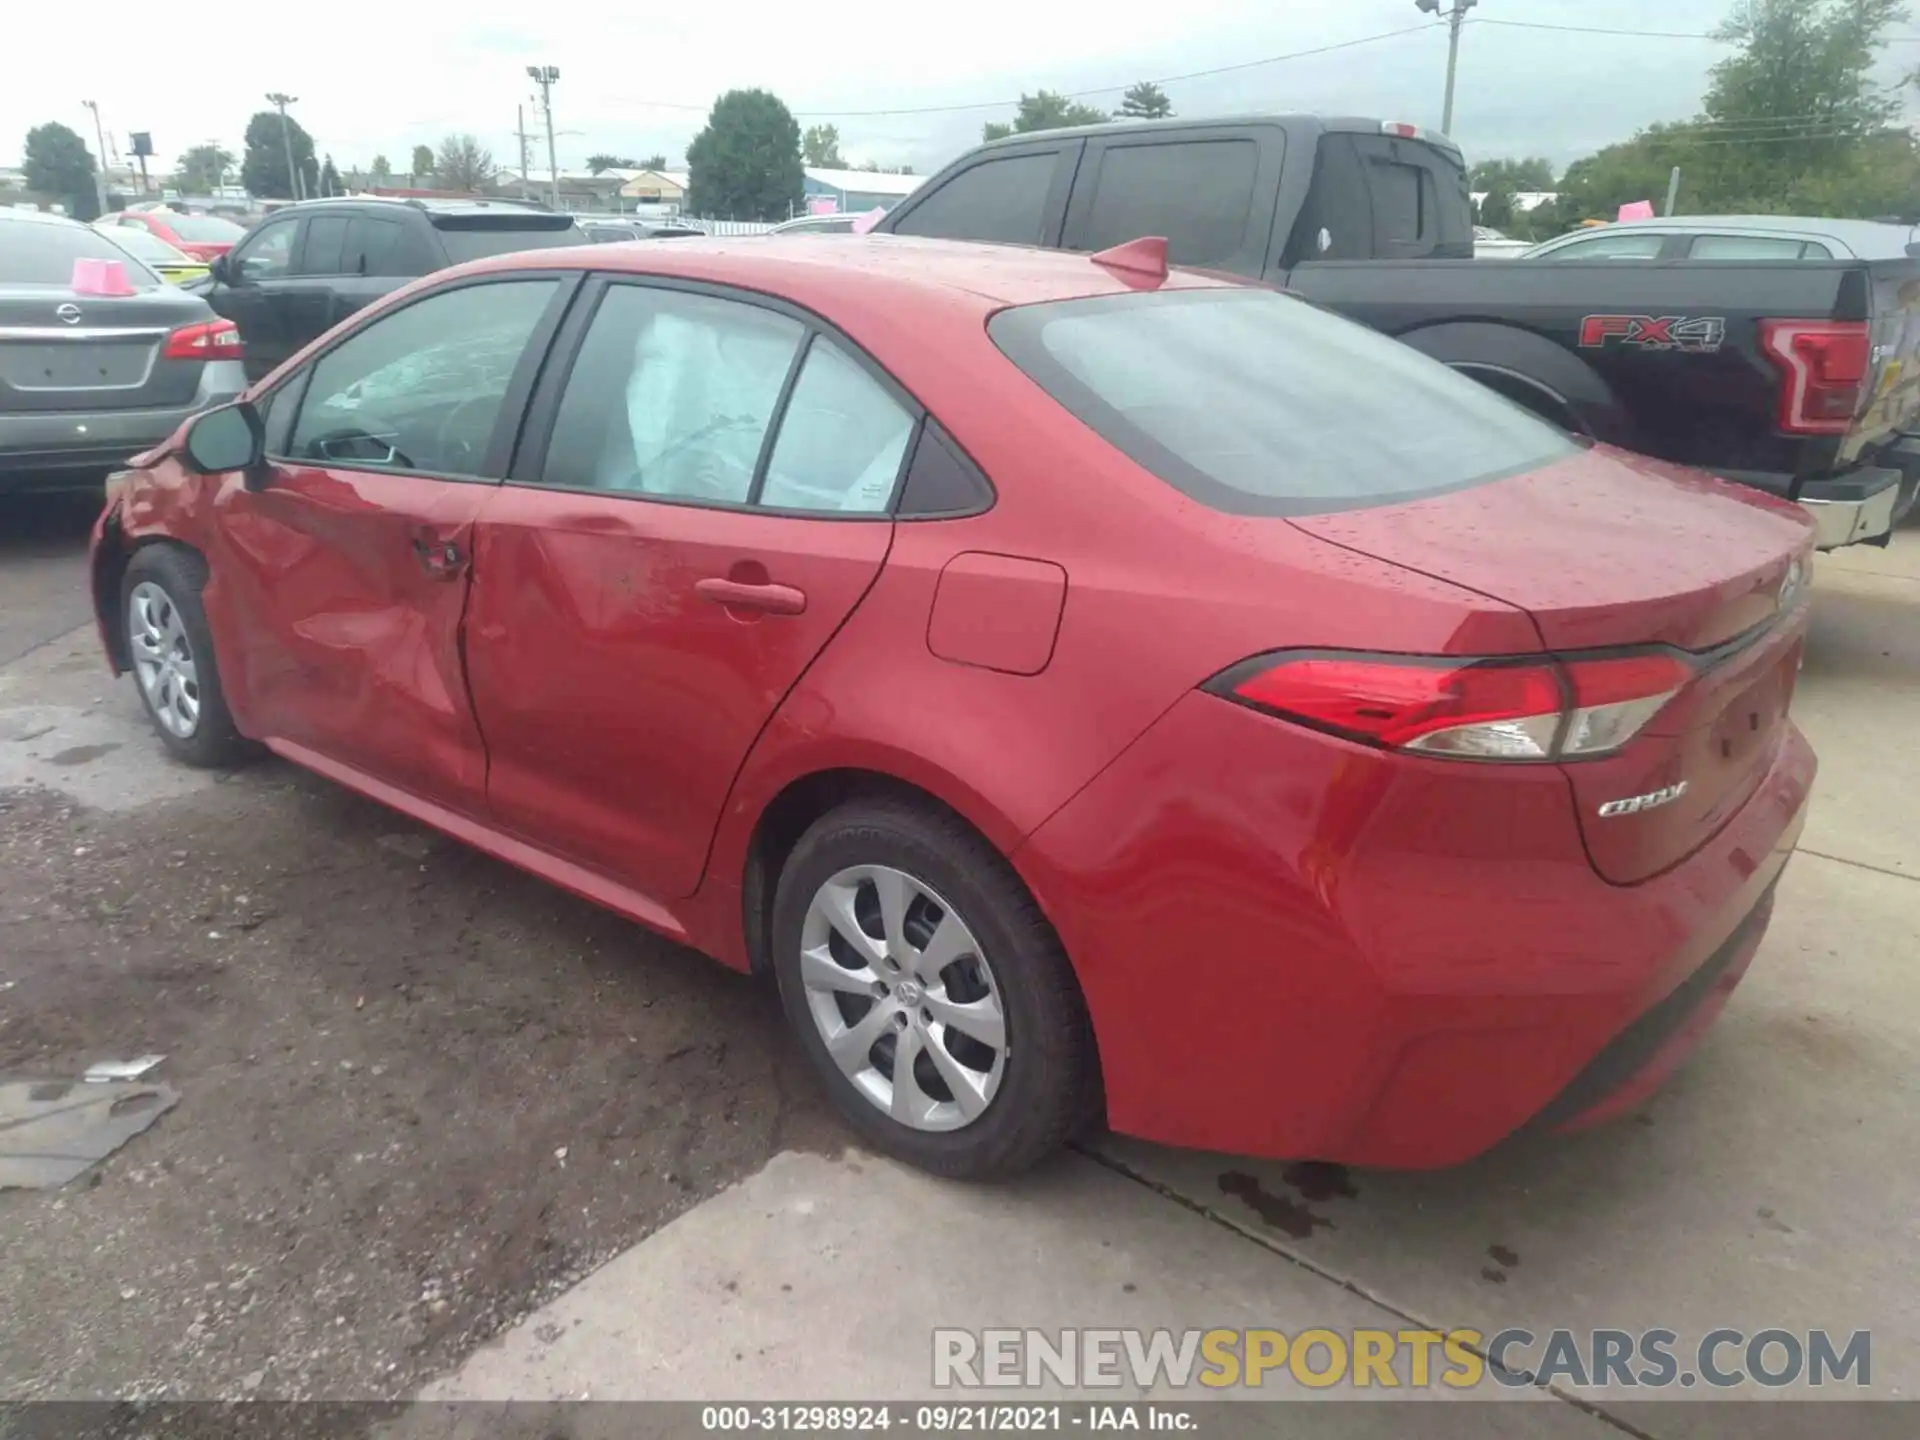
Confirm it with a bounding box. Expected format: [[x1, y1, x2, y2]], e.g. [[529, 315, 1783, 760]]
[[991, 288, 1576, 517], [890, 153, 1057, 245], [540, 286, 804, 504], [287, 279, 558, 476], [297, 215, 351, 276], [232, 219, 298, 280]]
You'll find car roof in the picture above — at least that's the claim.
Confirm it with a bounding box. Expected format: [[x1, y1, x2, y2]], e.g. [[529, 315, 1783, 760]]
[[1550, 214, 1919, 257], [455, 234, 1237, 310], [0, 207, 92, 228], [959, 112, 1463, 161], [268, 196, 554, 218]]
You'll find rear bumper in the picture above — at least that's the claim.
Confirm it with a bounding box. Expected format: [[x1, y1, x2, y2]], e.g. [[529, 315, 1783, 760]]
[[1719, 446, 1920, 551], [1017, 690, 1816, 1167], [0, 360, 245, 490]]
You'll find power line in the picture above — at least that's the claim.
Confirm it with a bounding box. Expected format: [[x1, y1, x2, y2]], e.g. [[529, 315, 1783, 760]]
[[601, 22, 1449, 119], [1470, 16, 1920, 42]]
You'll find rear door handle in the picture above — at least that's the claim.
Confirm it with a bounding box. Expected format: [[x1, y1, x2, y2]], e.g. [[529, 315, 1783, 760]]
[[412, 535, 466, 579], [695, 577, 807, 615]]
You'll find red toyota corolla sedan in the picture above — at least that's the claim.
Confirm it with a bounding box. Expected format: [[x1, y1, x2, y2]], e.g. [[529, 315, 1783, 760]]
[[90, 236, 1817, 1178], [104, 209, 247, 261]]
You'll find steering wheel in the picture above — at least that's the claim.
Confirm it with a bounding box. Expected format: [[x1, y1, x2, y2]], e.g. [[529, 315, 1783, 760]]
[[434, 394, 499, 469]]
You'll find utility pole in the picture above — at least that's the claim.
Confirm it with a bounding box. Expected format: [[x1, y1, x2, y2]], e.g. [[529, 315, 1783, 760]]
[[266, 92, 302, 201], [1414, 0, 1478, 135], [516, 103, 532, 185], [80, 100, 109, 214], [527, 65, 561, 209]]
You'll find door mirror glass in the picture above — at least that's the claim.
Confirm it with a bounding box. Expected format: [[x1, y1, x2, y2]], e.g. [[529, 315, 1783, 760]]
[[208, 253, 231, 285], [182, 402, 265, 474]]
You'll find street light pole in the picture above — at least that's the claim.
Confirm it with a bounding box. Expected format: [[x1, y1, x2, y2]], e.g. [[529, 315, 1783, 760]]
[[81, 99, 110, 214], [527, 65, 561, 209], [1414, 0, 1478, 135], [266, 92, 301, 201]]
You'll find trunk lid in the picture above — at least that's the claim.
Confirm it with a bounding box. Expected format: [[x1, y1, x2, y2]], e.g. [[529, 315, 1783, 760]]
[[1291, 444, 1814, 884], [0, 283, 214, 414]]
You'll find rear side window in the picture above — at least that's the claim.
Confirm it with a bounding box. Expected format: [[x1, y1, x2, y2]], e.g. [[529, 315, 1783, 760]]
[[297, 215, 351, 275], [990, 288, 1576, 517], [1079, 140, 1259, 266], [436, 223, 585, 263], [164, 214, 245, 244], [0, 221, 161, 286], [890, 154, 1056, 245]]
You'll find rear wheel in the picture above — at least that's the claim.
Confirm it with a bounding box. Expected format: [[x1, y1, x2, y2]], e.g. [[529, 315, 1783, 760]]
[[122, 545, 253, 768], [771, 799, 1092, 1178]]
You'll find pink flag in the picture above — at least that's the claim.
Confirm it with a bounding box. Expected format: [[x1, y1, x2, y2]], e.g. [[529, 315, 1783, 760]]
[[72, 257, 138, 296], [1617, 200, 1656, 222]]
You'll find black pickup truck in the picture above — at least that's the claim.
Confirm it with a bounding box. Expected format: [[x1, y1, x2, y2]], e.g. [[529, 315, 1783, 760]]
[[876, 115, 1920, 549]]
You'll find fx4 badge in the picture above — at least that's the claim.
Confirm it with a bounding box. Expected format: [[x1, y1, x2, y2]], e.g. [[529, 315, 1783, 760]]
[[1578, 314, 1727, 354], [1598, 782, 1689, 818]]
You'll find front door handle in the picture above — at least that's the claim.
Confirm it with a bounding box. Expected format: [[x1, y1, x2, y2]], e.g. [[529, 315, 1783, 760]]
[[412, 535, 466, 579], [695, 577, 807, 615]]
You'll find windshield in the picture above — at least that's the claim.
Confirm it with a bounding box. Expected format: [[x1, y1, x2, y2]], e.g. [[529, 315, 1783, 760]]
[[989, 288, 1578, 517], [436, 224, 587, 262], [100, 226, 192, 263], [163, 214, 246, 243], [0, 220, 162, 287]]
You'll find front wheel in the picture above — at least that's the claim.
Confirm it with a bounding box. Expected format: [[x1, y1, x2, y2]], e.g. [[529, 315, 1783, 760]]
[[771, 799, 1093, 1178], [121, 545, 254, 769]]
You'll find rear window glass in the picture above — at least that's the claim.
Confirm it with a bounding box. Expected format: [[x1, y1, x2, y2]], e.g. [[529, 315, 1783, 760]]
[[436, 224, 586, 263], [989, 288, 1577, 517], [163, 214, 245, 243], [1080, 139, 1261, 266], [0, 220, 161, 286]]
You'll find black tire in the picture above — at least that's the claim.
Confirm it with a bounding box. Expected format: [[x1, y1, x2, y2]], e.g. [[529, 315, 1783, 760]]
[[120, 544, 254, 769], [771, 798, 1093, 1179]]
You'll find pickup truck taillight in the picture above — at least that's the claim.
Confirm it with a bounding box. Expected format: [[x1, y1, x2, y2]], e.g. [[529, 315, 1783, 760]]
[[1206, 650, 1691, 762], [162, 318, 243, 361], [1760, 318, 1869, 435]]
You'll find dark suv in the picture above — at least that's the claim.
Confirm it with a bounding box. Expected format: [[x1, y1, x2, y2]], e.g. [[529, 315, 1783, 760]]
[[198, 198, 587, 379]]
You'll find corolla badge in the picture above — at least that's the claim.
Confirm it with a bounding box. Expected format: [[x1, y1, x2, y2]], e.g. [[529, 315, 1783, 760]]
[[1598, 782, 1689, 818]]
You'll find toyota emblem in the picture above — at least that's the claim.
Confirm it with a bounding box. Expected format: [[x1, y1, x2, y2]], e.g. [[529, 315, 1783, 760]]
[[55, 303, 82, 325]]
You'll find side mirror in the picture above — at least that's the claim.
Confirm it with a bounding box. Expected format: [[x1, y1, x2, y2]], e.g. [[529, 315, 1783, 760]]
[[209, 253, 232, 285], [181, 401, 265, 476]]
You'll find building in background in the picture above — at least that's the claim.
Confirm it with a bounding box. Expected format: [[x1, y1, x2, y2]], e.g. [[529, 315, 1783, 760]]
[[801, 167, 922, 215]]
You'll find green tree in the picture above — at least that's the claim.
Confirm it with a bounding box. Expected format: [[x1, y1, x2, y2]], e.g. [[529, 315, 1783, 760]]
[[23, 121, 98, 218], [435, 134, 494, 192], [171, 143, 235, 194], [982, 90, 1110, 141], [1477, 188, 1516, 230], [241, 110, 318, 200], [1116, 81, 1173, 120], [641, 152, 669, 171], [410, 143, 434, 179], [686, 88, 803, 220], [318, 155, 342, 197], [802, 124, 844, 167], [1469, 157, 1555, 193], [586, 153, 640, 173], [370, 154, 392, 181]]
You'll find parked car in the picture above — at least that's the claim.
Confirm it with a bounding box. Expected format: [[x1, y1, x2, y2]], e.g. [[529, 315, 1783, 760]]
[[92, 222, 211, 285], [875, 115, 1920, 550], [1472, 225, 1533, 259], [769, 213, 861, 236], [582, 219, 707, 243], [101, 208, 247, 261], [93, 236, 1815, 1178], [0, 209, 244, 494], [1523, 214, 1920, 262], [194, 197, 588, 379]]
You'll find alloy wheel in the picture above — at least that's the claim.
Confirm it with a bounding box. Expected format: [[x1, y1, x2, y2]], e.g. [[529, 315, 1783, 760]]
[[128, 580, 201, 739], [798, 864, 1008, 1131]]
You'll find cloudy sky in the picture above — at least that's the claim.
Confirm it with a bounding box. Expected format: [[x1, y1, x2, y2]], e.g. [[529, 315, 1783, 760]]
[[9, 0, 1918, 182]]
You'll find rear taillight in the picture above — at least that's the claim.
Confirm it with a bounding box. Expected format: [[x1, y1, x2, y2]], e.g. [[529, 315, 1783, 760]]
[[1760, 319, 1868, 435], [1208, 650, 1692, 762], [163, 318, 243, 361]]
